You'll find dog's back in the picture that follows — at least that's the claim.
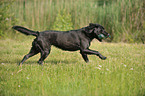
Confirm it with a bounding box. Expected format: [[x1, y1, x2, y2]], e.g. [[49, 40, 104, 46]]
[[38, 30, 81, 51]]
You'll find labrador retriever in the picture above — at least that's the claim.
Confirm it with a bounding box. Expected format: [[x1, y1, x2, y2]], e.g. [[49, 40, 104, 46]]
[[12, 23, 110, 65]]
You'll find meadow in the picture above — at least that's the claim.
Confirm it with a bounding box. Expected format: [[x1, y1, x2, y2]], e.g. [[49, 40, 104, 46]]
[[0, 38, 144, 96], [0, 0, 145, 95]]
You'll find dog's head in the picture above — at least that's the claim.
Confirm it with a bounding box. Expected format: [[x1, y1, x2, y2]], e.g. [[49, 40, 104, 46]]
[[83, 23, 110, 42]]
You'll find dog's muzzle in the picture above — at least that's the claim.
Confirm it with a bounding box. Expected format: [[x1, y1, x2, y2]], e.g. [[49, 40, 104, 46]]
[[98, 34, 111, 39]]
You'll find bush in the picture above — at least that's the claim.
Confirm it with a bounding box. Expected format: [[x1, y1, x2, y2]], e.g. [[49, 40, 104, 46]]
[[0, 0, 17, 38], [52, 9, 73, 31]]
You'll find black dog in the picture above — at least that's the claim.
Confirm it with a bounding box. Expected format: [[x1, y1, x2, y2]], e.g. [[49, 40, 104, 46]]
[[12, 23, 110, 65]]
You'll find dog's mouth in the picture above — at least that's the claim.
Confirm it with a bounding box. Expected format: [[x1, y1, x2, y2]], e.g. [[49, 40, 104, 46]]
[[97, 34, 111, 41]]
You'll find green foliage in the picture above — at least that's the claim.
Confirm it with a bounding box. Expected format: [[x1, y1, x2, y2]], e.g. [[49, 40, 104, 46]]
[[0, 0, 17, 38], [52, 9, 73, 31], [0, 39, 144, 95], [1, 0, 145, 43]]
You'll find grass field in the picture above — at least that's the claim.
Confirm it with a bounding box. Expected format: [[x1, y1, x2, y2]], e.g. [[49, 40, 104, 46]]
[[0, 0, 144, 95], [0, 38, 144, 96]]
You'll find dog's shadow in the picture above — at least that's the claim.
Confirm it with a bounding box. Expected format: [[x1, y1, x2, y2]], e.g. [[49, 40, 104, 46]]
[[0, 59, 77, 65], [45, 59, 77, 65], [15, 59, 77, 65]]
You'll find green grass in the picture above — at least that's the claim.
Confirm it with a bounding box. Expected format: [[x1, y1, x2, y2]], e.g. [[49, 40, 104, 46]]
[[0, 38, 144, 96], [0, 0, 144, 95]]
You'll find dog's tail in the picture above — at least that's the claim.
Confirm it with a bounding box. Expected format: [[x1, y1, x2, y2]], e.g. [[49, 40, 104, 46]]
[[12, 26, 39, 37]]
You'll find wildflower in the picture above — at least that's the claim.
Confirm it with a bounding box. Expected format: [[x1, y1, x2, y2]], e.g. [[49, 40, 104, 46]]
[[6, 18, 9, 21], [26, 77, 29, 79], [124, 65, 127, 67], [106, 68, 109, 71], [18, 85, 20, 87], [130, 68, 133, 70], [95, 67, 101, 70], [98, 65, 102, 67]]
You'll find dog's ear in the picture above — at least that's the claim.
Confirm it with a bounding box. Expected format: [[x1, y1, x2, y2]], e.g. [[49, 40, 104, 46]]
[[83, 27, 94, 33], [89, 23, 96, 27], [95, 23, 105, 29], [83, 23, 96, 33], [89, 23, 94, 26]]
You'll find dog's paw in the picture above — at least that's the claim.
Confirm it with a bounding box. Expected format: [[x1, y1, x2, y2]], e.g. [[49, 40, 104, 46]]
[[85, 60, 89, 63], [99, 56, 107, 60], [102, 57, 107, 60], [38, 61, 43, 65]]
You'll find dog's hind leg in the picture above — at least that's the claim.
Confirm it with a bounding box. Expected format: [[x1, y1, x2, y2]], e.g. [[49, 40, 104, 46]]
[[19, 47, 39, 65], [38, 49, 50, 65]]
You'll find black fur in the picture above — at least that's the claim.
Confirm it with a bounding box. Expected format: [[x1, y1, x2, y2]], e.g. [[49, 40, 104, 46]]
[[12, 23, 110, 65]]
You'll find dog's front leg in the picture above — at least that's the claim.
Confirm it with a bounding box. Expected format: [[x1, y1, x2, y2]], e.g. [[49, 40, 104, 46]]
[[82, 49, 107, 60], [80, 51, 89, 63]]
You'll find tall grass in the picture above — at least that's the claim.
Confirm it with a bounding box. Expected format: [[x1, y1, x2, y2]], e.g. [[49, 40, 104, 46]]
[[1, 0, 144, 42]]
